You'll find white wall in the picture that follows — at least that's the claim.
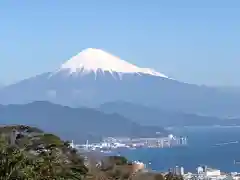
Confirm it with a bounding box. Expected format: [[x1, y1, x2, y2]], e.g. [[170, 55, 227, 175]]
[[205, 170, 221, 177]]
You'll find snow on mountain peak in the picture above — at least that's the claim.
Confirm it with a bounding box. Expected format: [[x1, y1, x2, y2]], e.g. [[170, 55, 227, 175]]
[[56, 48, 168, 78]]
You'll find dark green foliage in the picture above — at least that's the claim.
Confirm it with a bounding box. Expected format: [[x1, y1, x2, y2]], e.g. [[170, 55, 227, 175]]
[[165, 172, 184, 180], [0, 125, 43, 134], [101, 156, 129, 171], [0, 125, 183, 180], [40, 133, 63, 146], [0, 125, 88, 180], [108, 156, 128, 165]]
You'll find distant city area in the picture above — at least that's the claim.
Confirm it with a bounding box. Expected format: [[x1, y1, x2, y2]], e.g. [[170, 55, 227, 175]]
[[71, 134, 187, 153], [165, 165, 240, 180]]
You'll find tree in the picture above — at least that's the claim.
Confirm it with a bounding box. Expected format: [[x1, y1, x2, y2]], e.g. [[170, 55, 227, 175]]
[[165, 172, 184, 180], [33, 144, 87, 180], [0, 139, 37, 179], [0, 128, 88, 180]]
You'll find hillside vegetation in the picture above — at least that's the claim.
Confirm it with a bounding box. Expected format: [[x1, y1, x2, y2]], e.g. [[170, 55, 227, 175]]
[[0, 125, 181, 180], [0, 125, 88, 179]]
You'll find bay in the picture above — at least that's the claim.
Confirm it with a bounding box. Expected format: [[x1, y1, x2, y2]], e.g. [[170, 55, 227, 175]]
[[117, 127, 240, 173]]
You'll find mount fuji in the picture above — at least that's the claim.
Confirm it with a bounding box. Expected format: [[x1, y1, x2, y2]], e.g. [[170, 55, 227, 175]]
[[1, 48, 240, 117], [53, 48, 168, 79]]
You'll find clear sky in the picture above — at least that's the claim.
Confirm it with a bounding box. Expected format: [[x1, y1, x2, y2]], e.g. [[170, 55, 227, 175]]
[[0, 0, 240, 86]]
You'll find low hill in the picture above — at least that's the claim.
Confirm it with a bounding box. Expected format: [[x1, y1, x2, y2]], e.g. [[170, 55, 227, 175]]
[[0, 125, 172, 180], [0, 101, 168, 143], [99, 102, 240, 127], [0, 125, 88, 179]]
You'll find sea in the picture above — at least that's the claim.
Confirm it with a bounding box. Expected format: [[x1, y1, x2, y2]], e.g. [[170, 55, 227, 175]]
[[115, 126, 240, 173]]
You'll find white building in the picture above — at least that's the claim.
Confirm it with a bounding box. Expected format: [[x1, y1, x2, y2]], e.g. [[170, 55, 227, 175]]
[[232, 173, 240, 180], [205, 168, 221, 177], [233, 175, 240, 180], [197, 166, 204, 175], [180, 167, 184, 175]]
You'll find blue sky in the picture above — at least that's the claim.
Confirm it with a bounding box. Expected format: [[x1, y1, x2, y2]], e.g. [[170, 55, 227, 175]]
[[0, 0, 240, 86]]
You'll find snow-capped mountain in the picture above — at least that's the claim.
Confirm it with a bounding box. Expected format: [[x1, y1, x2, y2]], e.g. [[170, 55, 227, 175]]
[[1, 48, 240, 117], [52, 48, 168, 79]]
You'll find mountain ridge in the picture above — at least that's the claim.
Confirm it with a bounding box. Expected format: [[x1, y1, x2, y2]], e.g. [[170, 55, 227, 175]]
[[0, 101, 168, 143], [1, 49, 240, 117], [99, 101, 240, 127]]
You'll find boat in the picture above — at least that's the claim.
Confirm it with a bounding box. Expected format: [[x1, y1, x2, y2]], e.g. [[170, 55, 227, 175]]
[[100, 150, 112, 154], [215, 141, 238, 146], [128, 147, 137, 150], [234, 160, 240, 164]]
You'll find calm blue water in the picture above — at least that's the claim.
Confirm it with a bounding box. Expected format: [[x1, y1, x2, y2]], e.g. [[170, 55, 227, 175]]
[[117, 127, 240, 173]]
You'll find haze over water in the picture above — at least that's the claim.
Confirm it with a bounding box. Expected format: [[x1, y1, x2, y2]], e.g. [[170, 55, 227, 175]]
[[118, 127, 240, 173]]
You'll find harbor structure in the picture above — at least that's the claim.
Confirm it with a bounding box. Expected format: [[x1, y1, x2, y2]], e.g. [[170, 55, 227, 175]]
[[75, 134, 188, 153]]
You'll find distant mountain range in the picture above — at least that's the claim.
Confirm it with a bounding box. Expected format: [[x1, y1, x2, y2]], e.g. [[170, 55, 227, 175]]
[[216, 86, 240, 94], [99, 102, 240, 127], [0, 101, 168, 143], [0, 48, 240, 117]]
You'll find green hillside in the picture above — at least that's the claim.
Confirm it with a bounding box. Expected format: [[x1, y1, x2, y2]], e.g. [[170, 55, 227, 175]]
[[0, 125, 178, 180]]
